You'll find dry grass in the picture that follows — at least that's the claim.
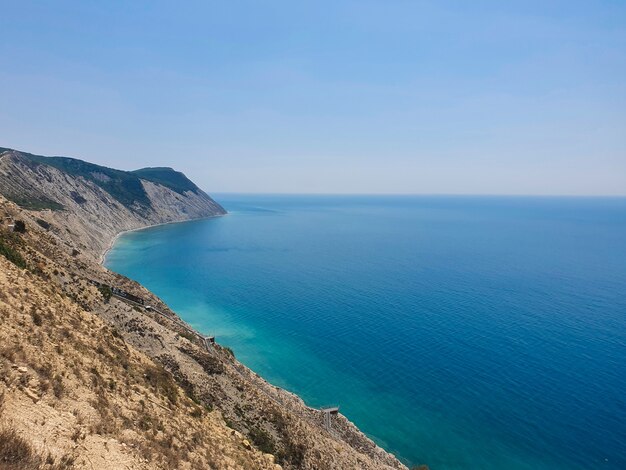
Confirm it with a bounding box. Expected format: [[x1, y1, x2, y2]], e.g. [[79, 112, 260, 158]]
[[0, 428, 43, 470], [0, 427, 76, 470]]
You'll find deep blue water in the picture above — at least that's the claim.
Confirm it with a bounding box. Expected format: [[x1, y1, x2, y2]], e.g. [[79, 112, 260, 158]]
[[106, 195, 626, 469]]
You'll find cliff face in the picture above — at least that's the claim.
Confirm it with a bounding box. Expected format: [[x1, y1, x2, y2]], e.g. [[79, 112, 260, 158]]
[[0, 247, 279, 470], [0, 149, 226, 259], [0, 147, 411, 470]]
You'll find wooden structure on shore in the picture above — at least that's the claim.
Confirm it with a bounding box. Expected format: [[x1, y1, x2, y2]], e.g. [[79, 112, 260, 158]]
[[320, 406, 340, 432]]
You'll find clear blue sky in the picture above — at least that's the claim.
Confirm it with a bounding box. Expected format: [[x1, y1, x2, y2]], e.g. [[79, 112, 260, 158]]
[[1, 1, 624, 195]]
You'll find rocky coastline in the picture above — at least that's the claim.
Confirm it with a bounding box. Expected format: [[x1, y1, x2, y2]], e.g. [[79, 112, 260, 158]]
[[0, 147, 413, 469]]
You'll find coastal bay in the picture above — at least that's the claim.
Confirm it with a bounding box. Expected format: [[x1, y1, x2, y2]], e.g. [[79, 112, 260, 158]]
[[106, 194, 626, 469]]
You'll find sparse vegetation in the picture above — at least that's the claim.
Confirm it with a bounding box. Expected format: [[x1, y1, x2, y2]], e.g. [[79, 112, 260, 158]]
[[179, 330, 196, 342], [98, 285, 112, 302], [13, 220, 26, 233], [5, 195, 64, 211], [30, 310, 43, 326], [178, 345, 224, 375], [277, 439, 306, 467], [0, 235, 26, 269], [69, 191, 86, 205], [25, 153, 152, 210], [52, 374, 65, 398], [35, 218, 51, 230], [0, 427, 76, 470], [12, 220, 25, 233], [132, 167, 201, 195], [143, 363, 178, 405], [249, 427, 276, 455], [0, 428, 43, 470]]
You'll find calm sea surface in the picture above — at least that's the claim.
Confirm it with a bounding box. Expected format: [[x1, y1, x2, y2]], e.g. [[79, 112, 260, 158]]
[[106, 195, 626, 469]]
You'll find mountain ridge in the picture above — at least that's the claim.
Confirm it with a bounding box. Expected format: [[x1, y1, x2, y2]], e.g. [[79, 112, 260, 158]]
[[0, 147, 214, 212], [0, 147, 226, 260]]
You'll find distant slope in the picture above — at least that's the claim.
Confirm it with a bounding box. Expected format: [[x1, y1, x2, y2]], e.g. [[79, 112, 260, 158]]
[[26, 153, 152, 208], [0, 147, 226, 259], [132, 167, 202, 195]]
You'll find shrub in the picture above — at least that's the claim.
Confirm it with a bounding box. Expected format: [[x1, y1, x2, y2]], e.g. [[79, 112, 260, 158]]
[[249, 427, 276, 455], [144, 364, 178, 405], [30, 311, 42, 326], [277, 440, 306, 467], [35, 219, 51, 230], [177, 345, 224, 375], [98, 285, 112, 302], [69, 191, 87, 205], [179, 330, 196, 342], [13, 220, 26, 233], [0, 428, 43, 470], [52, 374, 64, 398], [0, 238, 26, 269]]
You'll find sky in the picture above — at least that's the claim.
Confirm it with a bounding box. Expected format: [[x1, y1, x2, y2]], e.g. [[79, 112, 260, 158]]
[[1, 1, 625, 195]]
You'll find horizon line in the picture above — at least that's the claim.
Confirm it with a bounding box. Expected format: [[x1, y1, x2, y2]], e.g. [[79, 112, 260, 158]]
[[208, 191, 626, 198]]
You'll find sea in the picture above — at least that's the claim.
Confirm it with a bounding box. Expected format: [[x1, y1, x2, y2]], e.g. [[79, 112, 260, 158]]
[[105, 194, 626, 469]]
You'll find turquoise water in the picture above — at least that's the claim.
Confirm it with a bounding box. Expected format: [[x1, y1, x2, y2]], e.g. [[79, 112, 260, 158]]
[[106, 195, 626, 469]]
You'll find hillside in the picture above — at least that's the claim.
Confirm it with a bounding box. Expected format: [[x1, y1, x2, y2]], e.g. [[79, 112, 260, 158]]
[[0, 148, 226, 259], [0, 147, 411, 469], [131, 167, 203, 195], [0, 243, 279, 470]]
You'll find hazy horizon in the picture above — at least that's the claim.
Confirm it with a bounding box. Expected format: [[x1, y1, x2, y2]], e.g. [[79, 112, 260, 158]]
[[1, 1, 625, 195]]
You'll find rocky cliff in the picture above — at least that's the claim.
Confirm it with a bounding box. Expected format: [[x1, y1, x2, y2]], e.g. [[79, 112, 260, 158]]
[[0, 147, 412, 470], [0, 148, 226, 260]]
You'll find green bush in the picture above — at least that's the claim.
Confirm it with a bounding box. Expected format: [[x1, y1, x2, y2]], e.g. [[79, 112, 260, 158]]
[[6, 195, 64, 211], [249, 427, 276, 454], [98, 285, 113, 302], [0, 237, 26, 269], [13, 220, 26, 233]]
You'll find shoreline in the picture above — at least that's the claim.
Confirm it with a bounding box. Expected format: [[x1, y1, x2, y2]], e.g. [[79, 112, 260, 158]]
[[96, 210, 408, 469], [98, 213, 226, 265]]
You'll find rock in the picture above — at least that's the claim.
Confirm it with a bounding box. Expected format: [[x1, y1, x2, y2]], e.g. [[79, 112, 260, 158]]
[[24, 388, 39, 402], [17, 366, 28, 373], [242, 439, 251, 450]]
